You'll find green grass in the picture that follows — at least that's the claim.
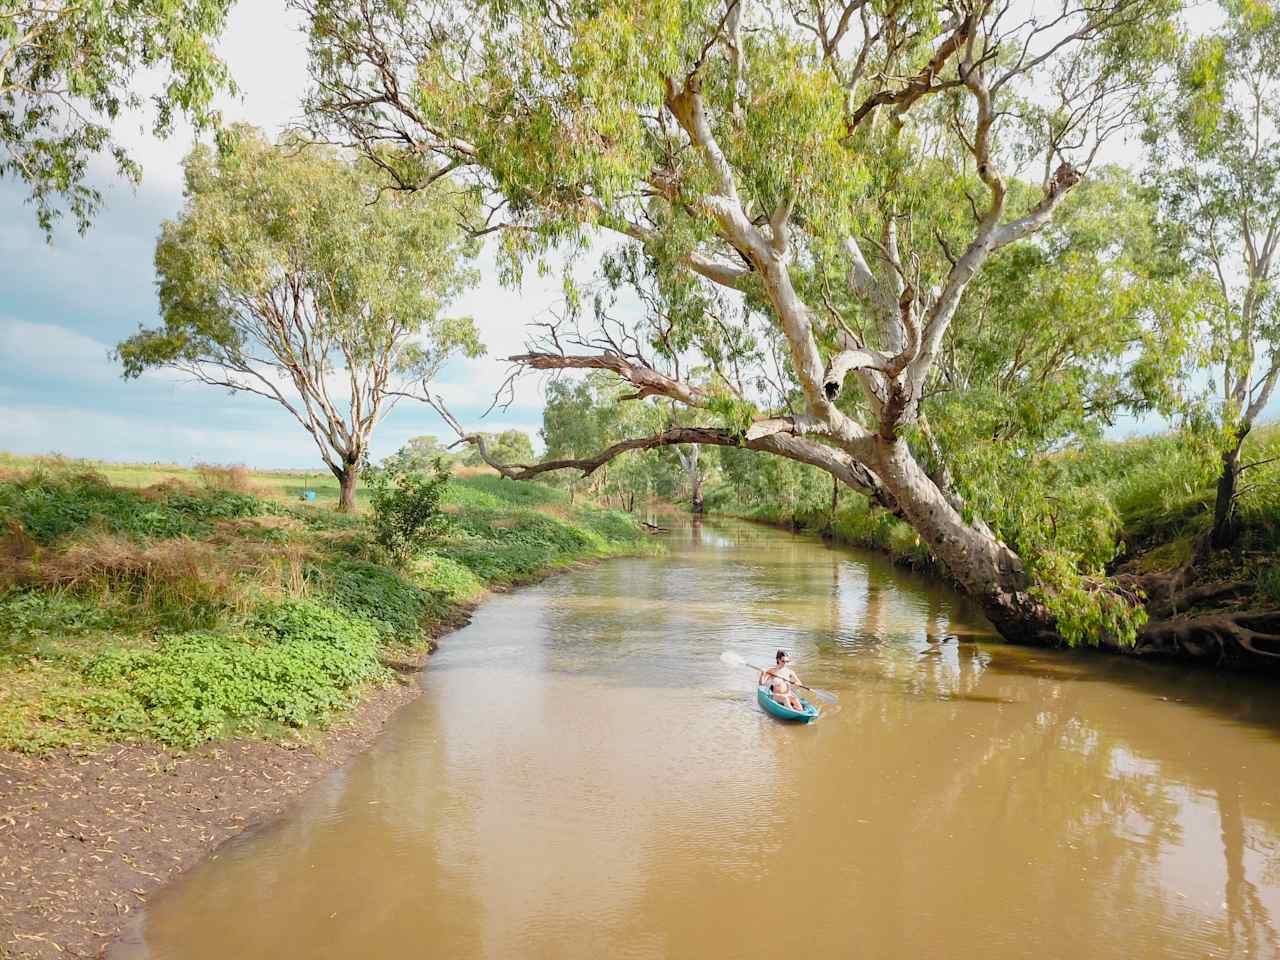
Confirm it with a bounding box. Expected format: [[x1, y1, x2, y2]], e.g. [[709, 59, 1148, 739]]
[[0, 458, 658, 752], [0, 452, 372, 509]]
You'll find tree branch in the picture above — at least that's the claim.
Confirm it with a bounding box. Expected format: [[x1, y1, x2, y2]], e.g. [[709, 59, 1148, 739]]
[[427, 397, 901, 513], [511, 352, 710, 407]]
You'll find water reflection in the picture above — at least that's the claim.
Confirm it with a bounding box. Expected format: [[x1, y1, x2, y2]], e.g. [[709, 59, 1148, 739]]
[[113, 519, 1280, 960]]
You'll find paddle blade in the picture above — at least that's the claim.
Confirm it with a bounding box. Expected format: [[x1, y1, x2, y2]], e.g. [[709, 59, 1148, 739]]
[[807, 687, 839, 705], [719, 651, 747, 667]]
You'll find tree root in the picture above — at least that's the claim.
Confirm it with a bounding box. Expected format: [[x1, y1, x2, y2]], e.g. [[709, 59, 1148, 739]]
[[1136, 610, 1280, 666]]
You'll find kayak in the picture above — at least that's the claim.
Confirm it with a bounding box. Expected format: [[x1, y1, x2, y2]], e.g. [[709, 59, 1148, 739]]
[[757, 685, 819, 723]]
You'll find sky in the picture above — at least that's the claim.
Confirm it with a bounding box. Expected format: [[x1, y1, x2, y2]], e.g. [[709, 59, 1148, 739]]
[[0, 3, 1263, 470], [0, 2, 558, 470]]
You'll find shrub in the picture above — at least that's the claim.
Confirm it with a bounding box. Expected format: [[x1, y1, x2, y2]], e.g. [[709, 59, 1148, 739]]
[[364, 458, 451, 563]]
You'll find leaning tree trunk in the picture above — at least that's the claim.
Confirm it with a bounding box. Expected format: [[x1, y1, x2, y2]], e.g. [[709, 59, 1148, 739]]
[[869, 437, 1058, 644], [1211, 435, 1247, 549]]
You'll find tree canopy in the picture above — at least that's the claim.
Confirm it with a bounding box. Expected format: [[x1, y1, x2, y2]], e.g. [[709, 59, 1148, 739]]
[[117, 126, 483, 508], [1, 0, 235, 235], [298, 0, 1258, 653]]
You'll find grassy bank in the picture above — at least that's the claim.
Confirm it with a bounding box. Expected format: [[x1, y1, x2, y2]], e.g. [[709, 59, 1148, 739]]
[[708, 423, 1280, 608], [0, 459, 657, 753]]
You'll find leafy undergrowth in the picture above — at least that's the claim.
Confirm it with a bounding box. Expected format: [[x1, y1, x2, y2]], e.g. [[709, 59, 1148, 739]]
[[0, 462, 656, 752]]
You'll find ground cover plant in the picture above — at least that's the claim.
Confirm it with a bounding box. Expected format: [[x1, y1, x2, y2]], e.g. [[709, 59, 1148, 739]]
[[0, 458, 656, 752]]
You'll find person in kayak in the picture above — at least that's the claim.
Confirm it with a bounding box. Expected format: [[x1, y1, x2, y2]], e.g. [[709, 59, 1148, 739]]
[[760, 649, 804, 712]]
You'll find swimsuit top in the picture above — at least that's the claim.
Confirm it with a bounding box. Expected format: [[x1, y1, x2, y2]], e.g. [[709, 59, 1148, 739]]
[[765, 667, 797, 694]]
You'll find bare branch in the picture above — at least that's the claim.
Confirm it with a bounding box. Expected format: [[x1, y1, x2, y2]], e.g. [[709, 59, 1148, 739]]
[[511, 352, 710, 407]]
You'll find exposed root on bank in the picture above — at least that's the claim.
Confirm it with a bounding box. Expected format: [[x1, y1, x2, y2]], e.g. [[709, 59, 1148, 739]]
[[1137, 610, 1280, 664]]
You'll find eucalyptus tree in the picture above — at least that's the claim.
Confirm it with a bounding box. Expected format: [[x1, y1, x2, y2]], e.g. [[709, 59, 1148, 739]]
[[117, 126, 481, 510], [1148, 0, 1280, 548], [1, 0, 235, 235], [393, 435, 458, 470], [300, 0, 1188, 645]]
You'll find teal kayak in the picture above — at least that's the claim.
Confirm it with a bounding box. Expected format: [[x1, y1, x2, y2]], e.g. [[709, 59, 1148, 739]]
[[757, 685, 819, 723]]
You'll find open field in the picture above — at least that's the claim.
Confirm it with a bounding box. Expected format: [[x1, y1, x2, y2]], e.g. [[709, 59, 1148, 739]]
[[0, 454, 505, 511]]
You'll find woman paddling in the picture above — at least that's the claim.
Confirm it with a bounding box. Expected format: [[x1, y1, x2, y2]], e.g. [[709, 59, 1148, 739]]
[[759, 649, 805, 712]]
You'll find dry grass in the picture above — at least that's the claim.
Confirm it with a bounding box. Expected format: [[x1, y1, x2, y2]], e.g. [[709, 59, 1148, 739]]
[[36, 534, 236, 610], [0, 532, 313, 617], [139, 477, 199, 500], [194, 463, 263, 495], [452, 464, 499, 478], [0, 521, 36, 563]]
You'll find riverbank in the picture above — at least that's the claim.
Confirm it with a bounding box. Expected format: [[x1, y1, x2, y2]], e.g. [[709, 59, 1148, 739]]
[[709, 425, 1280, 666], [0, 458, 658, 958]]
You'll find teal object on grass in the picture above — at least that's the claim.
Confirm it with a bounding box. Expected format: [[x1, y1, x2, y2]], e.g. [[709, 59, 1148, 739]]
[[757, 685, 819, 723]]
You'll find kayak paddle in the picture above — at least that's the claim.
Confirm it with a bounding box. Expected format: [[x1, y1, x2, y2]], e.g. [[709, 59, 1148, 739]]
[[719, 650, 839, 704]]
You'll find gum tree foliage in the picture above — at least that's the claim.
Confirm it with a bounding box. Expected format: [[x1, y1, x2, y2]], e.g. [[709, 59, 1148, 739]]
[[1, 0, 235, 236], [391, 435, 461, 471], [299, 0, 1195, 646], [923, 167, 1200, 639], [116, 127, 482, 510], [1146, 0, 1280, 547]]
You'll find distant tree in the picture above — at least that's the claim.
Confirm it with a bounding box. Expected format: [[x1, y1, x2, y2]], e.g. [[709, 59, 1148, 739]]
[[391, 435, 457, 471], [1, 0, 235, 236], [535, 373, 686, 510], [462, 430, 535, 469], [1148, 0, 1280, 547], [117, 127, 481, 510]]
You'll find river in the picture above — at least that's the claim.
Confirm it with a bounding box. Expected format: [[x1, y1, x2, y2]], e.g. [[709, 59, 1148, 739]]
[[111, 520, 1280, 959]]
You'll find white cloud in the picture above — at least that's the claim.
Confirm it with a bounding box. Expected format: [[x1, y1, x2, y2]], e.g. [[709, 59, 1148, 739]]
[[0, 317, 210, 391], [1, 317, 116, 383]]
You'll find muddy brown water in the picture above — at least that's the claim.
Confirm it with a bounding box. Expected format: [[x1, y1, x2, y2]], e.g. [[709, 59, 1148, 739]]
[[111, 520, 1280, 959]]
